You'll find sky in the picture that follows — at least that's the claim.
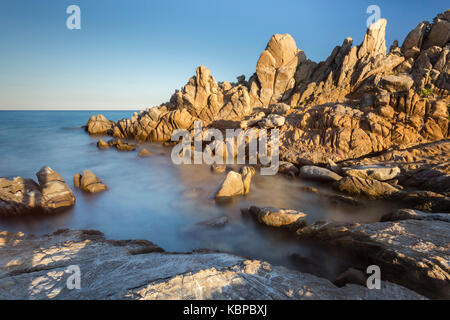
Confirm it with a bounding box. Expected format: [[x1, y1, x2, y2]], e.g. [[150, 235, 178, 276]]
[[0, 0, 448, 110]]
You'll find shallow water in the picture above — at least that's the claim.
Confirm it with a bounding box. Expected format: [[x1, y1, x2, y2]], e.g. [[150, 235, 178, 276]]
[[0, 111, 403, 280]]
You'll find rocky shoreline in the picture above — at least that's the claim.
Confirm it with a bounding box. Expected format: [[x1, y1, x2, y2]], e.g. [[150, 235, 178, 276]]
[[1, 11, 449, 299]]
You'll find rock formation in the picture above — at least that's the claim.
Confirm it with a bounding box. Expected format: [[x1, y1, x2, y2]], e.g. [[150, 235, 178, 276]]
[[74, 170, 107, 193], [0, 167, 75, 216]]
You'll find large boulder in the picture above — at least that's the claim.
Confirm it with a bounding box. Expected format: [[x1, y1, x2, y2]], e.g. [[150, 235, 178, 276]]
[[214, 171, 245, 198], [297, 219, 450, 299], [0, 229, 425, 300], [380, 75, 414, 92], [0, 177, 42, 216], [423, 12, 450, 50], [36, 167, 75, 210], [86, 114, 113, 135]]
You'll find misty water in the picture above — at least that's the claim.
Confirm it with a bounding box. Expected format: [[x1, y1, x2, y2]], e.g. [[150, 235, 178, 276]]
[[0, 111, 404, 280]]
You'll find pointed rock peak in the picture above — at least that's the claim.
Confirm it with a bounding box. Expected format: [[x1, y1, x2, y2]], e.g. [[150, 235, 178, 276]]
[[358, 18, 387, 59], [265, 33, 299, 66]]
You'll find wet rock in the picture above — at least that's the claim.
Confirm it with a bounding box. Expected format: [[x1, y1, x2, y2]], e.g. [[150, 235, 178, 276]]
[[333, 176, 399, 199], [300, 166, 342, 182], [240, 166, 255, 195], [86, 114, 113, 135], [0, 229, 424, 300], [334, 268, 367, 287], [327, 194, 363, 207], [106, 139, 137, 152], [296, 219, 450, 299], [243, 206, 306, 230], [74, 170, 107, 193], [0, 177, 42, 216], [138, 148, 153, 157], [36, 167, 75, 211], [343, 165, 401, 181], [394, 190, 450, 213], [381, 208, 450, 223]]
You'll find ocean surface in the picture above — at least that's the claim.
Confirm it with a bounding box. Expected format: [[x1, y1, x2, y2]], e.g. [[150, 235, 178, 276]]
[[0, 111, 402, 279]]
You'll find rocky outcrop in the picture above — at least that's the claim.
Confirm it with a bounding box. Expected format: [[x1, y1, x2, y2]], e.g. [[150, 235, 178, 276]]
[[0, 229, 425, 300], [74, 170, 107, 193], [242, 206, 306, 229], [342, 165, 401, 181], [296, 219, 450, 299], [0, 167, 75, 216], [97, 139, 137, 151], [381, 208, 450, 223]]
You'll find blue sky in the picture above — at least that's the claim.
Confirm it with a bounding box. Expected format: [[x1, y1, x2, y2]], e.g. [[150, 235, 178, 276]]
[[0, 0, 448, 110]]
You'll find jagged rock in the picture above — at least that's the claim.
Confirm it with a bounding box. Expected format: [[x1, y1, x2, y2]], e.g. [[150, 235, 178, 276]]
[[255, 34, 300, 105], [381, 208, 450, 223], [243, 206, 306, 230], [300, 166, 342, 182], [240, 112, 266, 129], [401, 21, 430, 54], [358, 19, 387, 59], [296, 219, 450, 299], [86, 114, 113, 135], [106, 139, 137, 151], [423, 13, 450, 50], [342, 165, 401, 181], [333, 176, 399, 199], [138, 148, 153, 157], [36, 167, 75, 210], [74, 170, 107, 193], [394, 190, 450, 213], [0, 229, 424, 300]]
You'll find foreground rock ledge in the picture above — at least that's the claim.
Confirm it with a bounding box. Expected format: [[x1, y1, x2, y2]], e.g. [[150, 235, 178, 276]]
[[296, 219, 450, 299], [0, 229, 424, 300]]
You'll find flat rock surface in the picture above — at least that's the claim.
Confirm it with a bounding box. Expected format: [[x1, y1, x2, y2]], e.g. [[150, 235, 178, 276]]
[[0, 229, 425, 300], [296, 219, 450, 299]]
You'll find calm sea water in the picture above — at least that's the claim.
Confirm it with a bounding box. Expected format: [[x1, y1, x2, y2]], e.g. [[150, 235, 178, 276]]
[[0, 111, 400, 279]]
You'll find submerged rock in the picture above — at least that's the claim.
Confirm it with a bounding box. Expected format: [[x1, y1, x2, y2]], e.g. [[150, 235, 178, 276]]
[[243, 206, 306, 230], [297, 219, 450, 299], [74, 170, 107, 193], [0, 229, 425, 300]]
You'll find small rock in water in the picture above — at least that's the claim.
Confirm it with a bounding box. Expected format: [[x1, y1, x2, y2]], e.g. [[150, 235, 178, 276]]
[[197, 216, 229, 228], [211, 164, 227, 173], [74, 170, 107, 193], [97, 139, 110, 150], [138, 148, 153, 157]]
